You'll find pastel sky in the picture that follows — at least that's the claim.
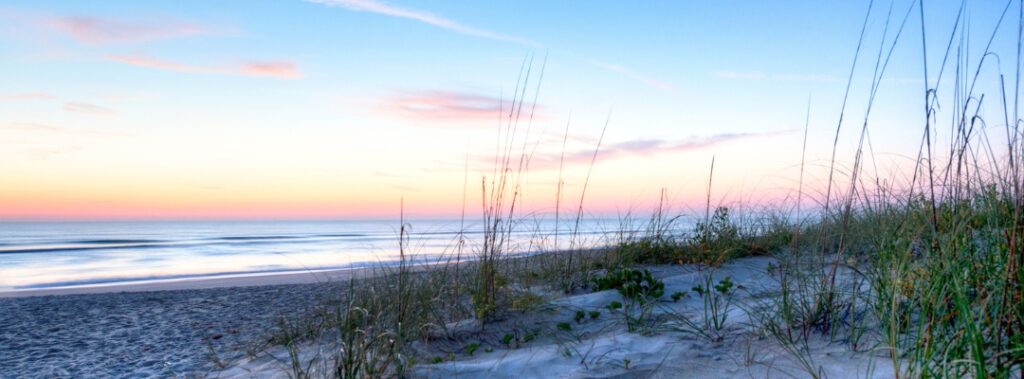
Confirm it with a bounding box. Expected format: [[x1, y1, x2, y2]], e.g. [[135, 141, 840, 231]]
[[0, 1, 1017, 220]]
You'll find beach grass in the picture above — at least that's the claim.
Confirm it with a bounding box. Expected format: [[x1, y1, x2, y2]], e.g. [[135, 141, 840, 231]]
[[241, 3, 1024, 378]]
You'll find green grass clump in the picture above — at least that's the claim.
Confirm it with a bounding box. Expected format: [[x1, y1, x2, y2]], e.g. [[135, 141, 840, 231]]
[[574, 310, 586, 323], [592, 268, 665, 303], [463, 342, 480, 356]]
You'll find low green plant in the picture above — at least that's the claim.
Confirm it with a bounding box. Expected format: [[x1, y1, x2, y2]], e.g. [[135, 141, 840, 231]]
[[671, 291, 686, 302], [669, 274, 735, 341], [574, 310, 586, 323], [606, 301, 623, 310], [523, 330, 537, 343], [589, 310, 601, 319], [556, 322, 572, 331], [687, 207, 743, 265], [464, 342, 480, 356], [593, 268, 665, 304]]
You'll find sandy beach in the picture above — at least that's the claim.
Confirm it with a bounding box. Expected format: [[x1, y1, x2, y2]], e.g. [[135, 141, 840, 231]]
[[213, 256, 894, 379], [0, 279, 356, 378], [1, 255, 894, 379]]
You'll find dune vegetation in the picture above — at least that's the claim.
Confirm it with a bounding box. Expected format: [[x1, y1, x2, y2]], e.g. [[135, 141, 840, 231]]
[[219, 3, 1024, 378]]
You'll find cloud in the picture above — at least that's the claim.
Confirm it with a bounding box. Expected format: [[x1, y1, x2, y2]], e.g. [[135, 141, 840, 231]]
[[107, 54, 302, 79], [533, 130, 793, 168], [64, 102, 116, 116], [306, 0, 537, 46], [590, 61, 676, 91], [0, 92, 55, 101], [380, 90, 541, 122], [40, 15, 209, 45], [21, 145, 80, 160], [306, 0, 673, 90]]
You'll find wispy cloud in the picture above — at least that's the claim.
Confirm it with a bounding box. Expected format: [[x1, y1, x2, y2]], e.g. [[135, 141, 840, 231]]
[[39, 15, 209, 45], [64, 102, 116, 116], [533, 130, 792, 168], [108, 54, 302, 79], [591, 61, 676, 91], [21, 145, 80, 160], [306, 0, 674, 90], [0, 92, 56, 101], [306, 0, 536, 46], [379, 90, 541, 122]]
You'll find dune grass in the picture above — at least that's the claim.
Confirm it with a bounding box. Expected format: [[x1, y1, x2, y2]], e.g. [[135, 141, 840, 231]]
[[240, 3, 1024, 378]]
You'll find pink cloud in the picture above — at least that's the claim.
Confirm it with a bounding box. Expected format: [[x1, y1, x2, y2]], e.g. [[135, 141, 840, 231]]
[[237, 61, 303, 79], [380, 90, 542, 122], [64, 102, 116, 116], [531, 131, 793, 168], [41, 15, 208, 45], [107, 54, 302, 79]]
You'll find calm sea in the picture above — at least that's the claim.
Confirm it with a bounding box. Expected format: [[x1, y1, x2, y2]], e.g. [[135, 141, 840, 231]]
[[0, 218, 633, 291]]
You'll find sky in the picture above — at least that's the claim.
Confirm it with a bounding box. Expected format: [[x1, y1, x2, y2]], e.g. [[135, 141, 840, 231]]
[[0, 0, 1019, 220]]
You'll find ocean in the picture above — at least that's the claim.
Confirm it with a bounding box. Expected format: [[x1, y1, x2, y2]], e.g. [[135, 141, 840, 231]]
[[0, 218, 635, 291]]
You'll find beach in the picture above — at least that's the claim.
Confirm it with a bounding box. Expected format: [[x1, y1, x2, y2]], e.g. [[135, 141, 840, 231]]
[[2, 255, 894, 379], [0, 280, 351, 378]]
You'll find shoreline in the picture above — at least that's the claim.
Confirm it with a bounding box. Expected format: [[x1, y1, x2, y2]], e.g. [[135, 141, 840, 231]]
[[0, 248, 576, 299]]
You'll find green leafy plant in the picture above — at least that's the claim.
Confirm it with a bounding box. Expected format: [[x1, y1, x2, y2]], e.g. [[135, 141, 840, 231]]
[[464, 342, 480, 356], [556, 322, 572, 331], [574, 310, 586, 323], [593, 268, 665, 304], [672, 274, 735, 341], [688, 207, 742, 265], [523, 330, 538, 343]]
